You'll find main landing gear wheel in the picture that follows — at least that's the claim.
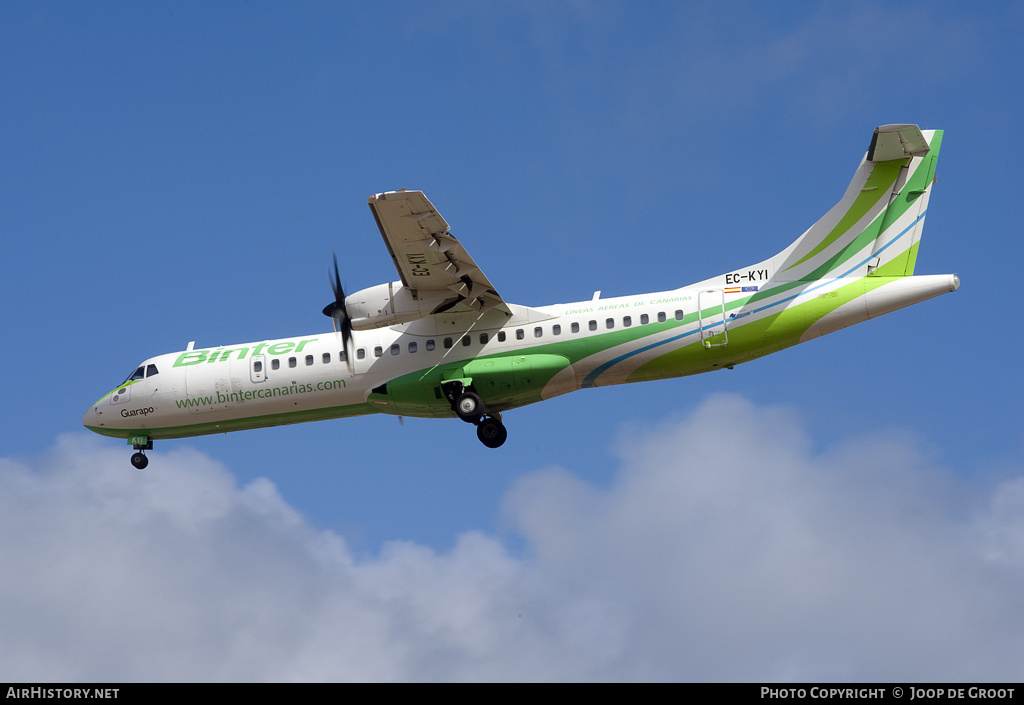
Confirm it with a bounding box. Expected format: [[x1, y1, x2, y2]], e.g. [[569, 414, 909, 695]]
[[476, 416, 507, 449], [130, 452, 149, 470], [454, 391, 485, 423]]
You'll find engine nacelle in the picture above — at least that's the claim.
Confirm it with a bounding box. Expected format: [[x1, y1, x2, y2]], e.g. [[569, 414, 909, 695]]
[[346, 281, 453, 330]]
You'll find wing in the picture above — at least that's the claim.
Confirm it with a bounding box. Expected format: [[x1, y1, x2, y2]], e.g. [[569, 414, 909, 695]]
[[367, 189, 511, 316]]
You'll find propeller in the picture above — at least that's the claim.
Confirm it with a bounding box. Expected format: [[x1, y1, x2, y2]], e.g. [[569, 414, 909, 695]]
[[322, 252, 354, 371]]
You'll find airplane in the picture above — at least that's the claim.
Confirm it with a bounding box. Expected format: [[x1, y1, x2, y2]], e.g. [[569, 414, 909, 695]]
[[83, 124, 958, 469]]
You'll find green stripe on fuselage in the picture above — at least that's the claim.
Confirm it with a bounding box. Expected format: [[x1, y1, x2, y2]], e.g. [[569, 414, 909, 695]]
[[629, 274, 905, 382], [85, 400, 375, 440]]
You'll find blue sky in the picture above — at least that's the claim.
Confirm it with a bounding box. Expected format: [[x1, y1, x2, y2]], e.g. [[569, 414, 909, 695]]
[[2, 1, 1022, 681]]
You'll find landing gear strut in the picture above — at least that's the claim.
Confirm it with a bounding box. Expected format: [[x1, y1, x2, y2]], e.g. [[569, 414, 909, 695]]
[[441, 382, 508, 449]]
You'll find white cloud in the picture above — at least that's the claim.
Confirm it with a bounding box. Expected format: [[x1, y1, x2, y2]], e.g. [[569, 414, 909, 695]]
[[1, 395, 1021, 681], [505, 396, 1024, 680]]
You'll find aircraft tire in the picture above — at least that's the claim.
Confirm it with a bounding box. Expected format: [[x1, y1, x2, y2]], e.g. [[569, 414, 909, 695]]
[[455, 391, 485, 423], [130, 452, 149, 470], [477, 417, 507, 449]]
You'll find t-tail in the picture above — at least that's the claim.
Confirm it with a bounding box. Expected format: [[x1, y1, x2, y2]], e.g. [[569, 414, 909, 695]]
[[709, 124, 959, 346], [775, 124, 941, 281]]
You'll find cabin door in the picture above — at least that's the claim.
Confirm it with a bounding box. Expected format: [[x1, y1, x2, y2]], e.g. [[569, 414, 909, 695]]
[[698, 289, 729, 348]]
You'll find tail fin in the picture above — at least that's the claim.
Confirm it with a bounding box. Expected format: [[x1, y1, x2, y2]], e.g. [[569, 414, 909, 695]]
[[773, 124, 942, 282]]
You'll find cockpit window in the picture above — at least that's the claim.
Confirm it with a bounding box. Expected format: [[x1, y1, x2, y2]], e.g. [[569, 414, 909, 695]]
[[122, 364, 158, 385]]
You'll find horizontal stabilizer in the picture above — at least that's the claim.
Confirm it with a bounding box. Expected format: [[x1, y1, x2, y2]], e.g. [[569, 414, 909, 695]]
[[867, 124, 930, 162]]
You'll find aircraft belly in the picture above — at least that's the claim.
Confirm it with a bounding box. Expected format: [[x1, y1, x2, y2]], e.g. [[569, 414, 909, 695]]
[[133, 402, 376, 440], [130, 386, 374, 439]]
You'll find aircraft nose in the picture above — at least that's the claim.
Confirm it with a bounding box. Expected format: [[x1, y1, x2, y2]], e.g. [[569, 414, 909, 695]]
[[82, 403, 103, 431]]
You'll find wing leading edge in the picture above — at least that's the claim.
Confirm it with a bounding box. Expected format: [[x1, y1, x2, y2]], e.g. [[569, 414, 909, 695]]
[[367, 190, 511, 317]]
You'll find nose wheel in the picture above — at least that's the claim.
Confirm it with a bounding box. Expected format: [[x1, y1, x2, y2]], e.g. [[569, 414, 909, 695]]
[[129, 439, 153, 469]]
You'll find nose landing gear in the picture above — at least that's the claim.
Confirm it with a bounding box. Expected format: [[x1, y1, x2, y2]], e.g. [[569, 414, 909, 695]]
[[129, 438, 152, 469]]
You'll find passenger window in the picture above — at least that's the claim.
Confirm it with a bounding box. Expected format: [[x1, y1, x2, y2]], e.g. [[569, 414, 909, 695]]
[[443, 338, 453, 349], [641, 314, 649, 325], [675, 310, 684, 321], [357, 348, 366, 360], [146, 364, 159, 377], [534, 327, 543, 338], [553, 324, 561, 336], [426, 339, 435, 351], [606, 318, 614, 329], [571, 322, 580, 333], [589, 320, 597, 331], [516, 329, 525, 340], [391, 344, 400, 355], [658, 312, 666, 323], [339, 350, 347, 362], [288, 357, 297, 368], [374, 346, 383, 357], [623, 316, 631, 327], [498, 331, 506, 342], [305, 355, 314, 366], [253, 361, 262, 373], [272, 359, 280, 370], [322, 353, 331, 364], [462, 336, 471, 347], [408, 342, 418, 353], [479, 333, 488, 344]]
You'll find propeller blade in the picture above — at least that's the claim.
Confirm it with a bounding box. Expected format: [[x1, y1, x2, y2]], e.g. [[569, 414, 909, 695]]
[[322, 251, 354, 373], [330, 251, 344, 302]]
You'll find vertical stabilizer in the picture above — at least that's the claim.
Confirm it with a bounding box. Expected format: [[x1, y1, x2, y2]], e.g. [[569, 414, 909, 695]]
[[771, 125, 942, 283]]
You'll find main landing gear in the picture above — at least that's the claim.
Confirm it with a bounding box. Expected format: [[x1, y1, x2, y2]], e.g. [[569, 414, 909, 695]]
[[476, 416, 507, 449], [443, 383, 508, 449], [130, 439, 153, 469]]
